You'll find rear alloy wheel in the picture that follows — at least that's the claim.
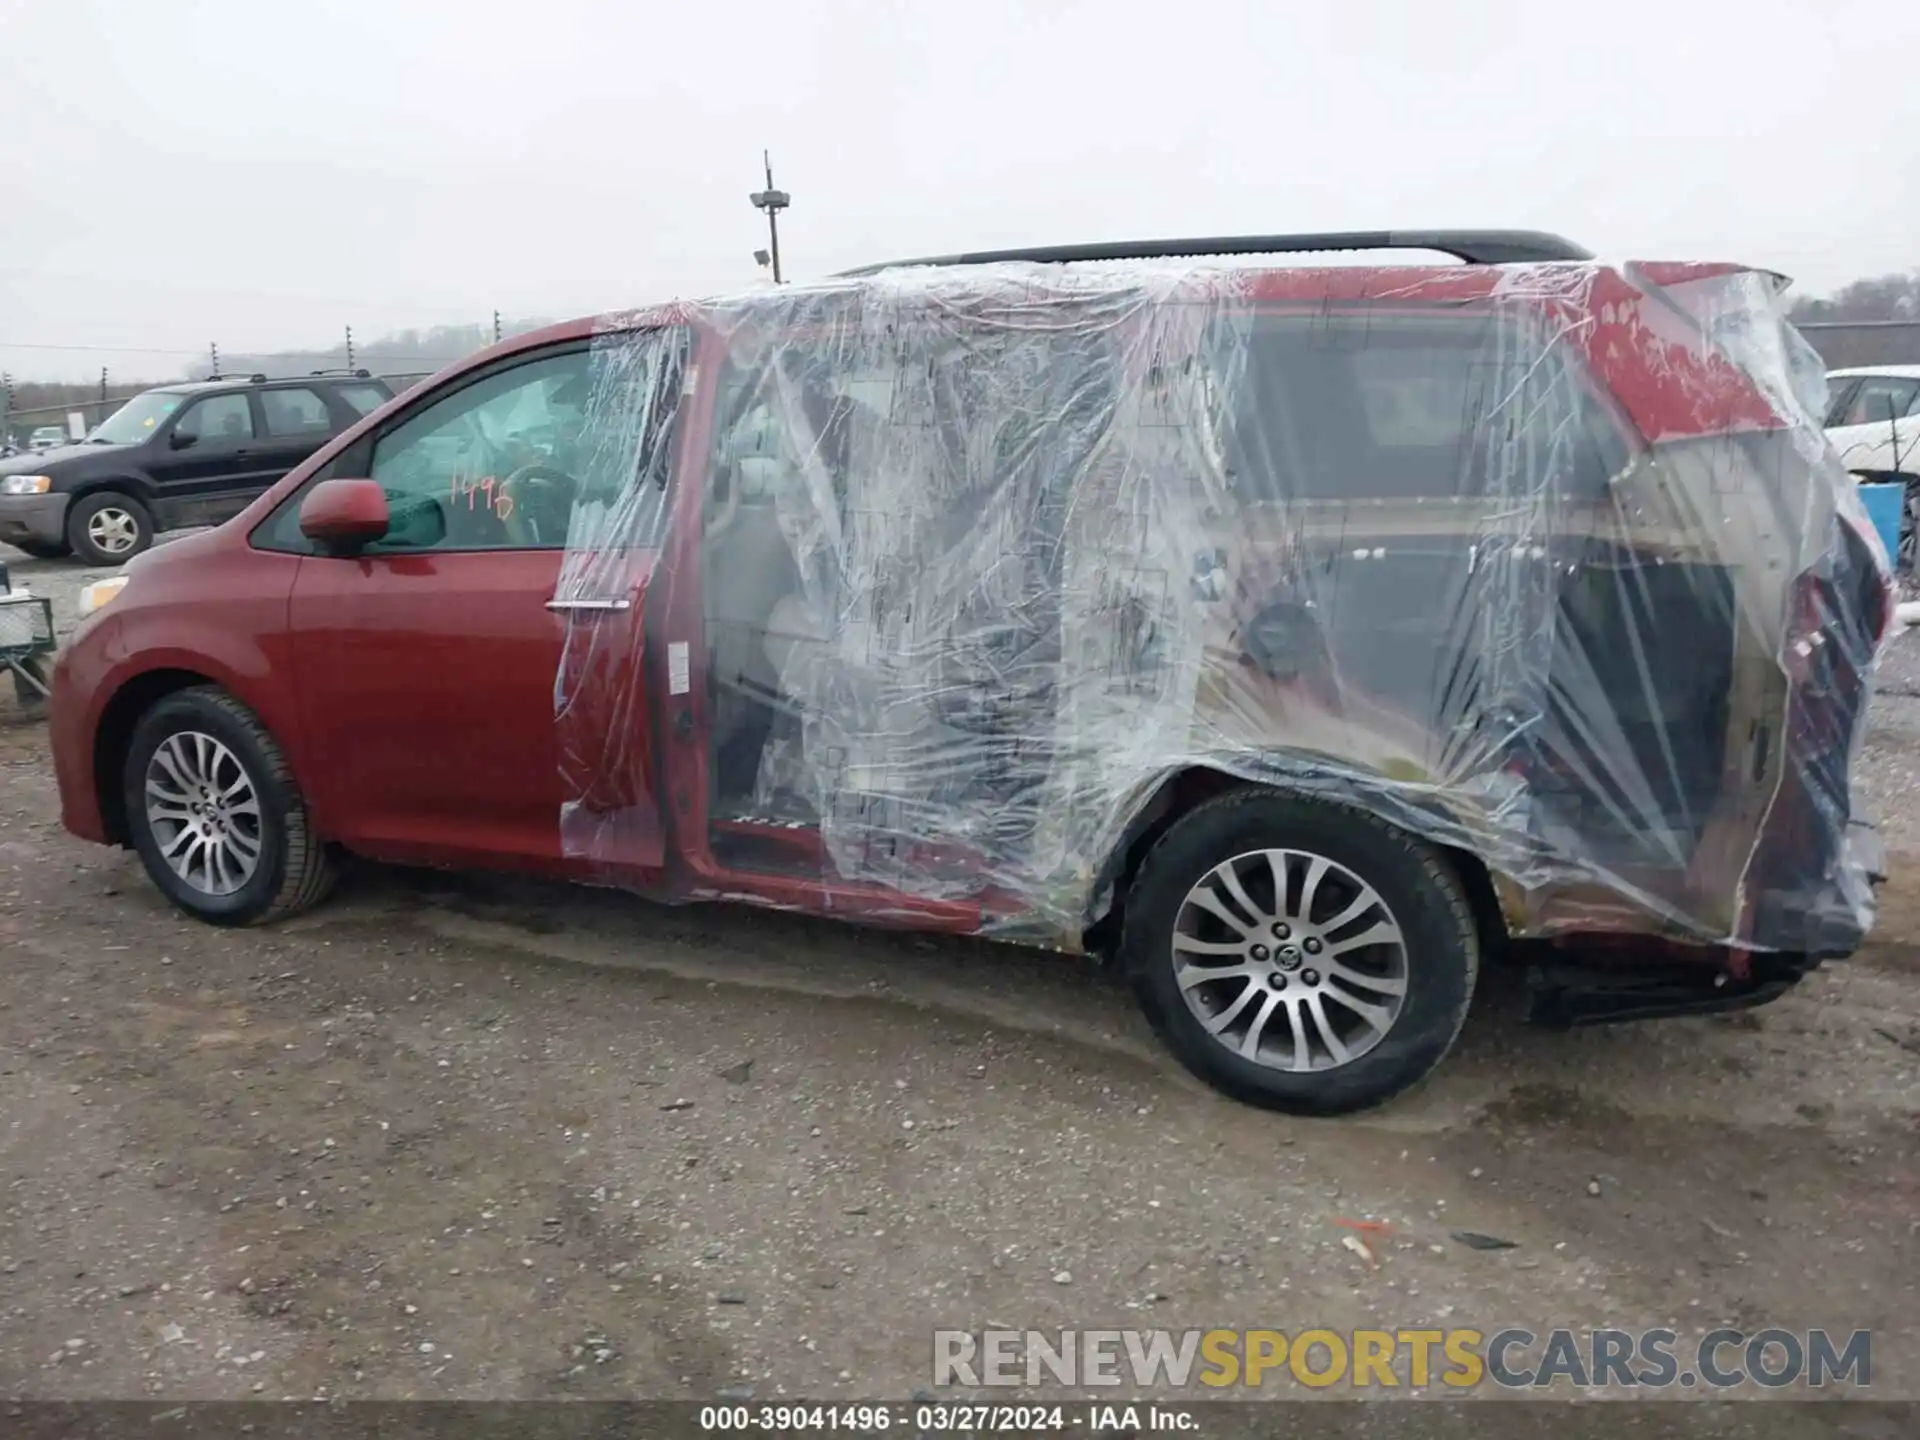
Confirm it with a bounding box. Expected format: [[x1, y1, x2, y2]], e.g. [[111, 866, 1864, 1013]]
[[1172, 849, 1412, 1070], [124, 687, 334, 925], [1123, 790, 1479, 1115], [68, 491, 153, 566]]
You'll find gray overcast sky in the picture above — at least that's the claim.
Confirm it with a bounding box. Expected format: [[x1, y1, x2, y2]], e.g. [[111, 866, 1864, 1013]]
[[3, 0, 1917, 382]]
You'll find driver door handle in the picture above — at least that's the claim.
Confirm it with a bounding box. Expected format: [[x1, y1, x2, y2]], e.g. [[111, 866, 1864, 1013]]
[[546, 598, 631, 612]]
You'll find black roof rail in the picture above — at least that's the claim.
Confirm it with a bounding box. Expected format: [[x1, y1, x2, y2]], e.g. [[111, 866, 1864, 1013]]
[[201, 368, 373, 384], [839, 230, 1593, 277]]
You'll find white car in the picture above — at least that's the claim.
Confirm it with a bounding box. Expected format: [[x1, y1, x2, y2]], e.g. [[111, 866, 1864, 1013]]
[[1825, 365, 1920, 477]]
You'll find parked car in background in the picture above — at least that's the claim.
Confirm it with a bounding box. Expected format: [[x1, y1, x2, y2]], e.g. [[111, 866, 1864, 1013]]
[[1826, 365, 1920, 476], [0, 370, 395, 564], [27, 425, 68, 452], [1826, 366, 1920, 568], [45, 233, 1890, 1114]]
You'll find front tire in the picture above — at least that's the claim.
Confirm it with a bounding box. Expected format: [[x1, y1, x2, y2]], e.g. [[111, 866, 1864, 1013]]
[[68, 491, 153, 566], [1122, 790, 1479, 1115], [123, 687, 334, 926]]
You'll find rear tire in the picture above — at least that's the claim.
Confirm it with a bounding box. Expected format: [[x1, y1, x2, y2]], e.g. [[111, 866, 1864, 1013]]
[[68, 491, 153, 566], [123, 687, 334, 926], [1121, 789, 1479, 1115]]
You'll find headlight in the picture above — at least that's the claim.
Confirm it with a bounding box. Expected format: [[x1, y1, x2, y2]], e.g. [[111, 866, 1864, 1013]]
[[1, 475, 52, 496], [77, 577, 129, 617]]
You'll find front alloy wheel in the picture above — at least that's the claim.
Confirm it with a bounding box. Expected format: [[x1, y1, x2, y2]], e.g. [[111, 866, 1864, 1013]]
[[87, 505, 141, 557], [143, 731, 265, 898], [124, 686, 335, 925], [67, 491, 154, 565]]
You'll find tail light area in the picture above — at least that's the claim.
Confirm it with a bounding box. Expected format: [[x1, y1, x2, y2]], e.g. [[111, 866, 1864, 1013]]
[[1746, 512, 1888, 955], [1782, 510, 1889, 765]]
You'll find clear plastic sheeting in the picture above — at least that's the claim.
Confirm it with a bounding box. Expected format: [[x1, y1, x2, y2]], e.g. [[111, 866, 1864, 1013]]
[[553, 259, 1890, 954], [553, 319, 690, 861]]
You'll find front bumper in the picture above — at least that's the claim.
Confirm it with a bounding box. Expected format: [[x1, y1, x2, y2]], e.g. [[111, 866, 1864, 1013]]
[[0, 493, 70, 547], [48, 635, 113, 845]]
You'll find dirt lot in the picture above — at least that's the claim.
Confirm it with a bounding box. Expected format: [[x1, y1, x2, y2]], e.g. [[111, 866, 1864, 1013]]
[[0, 539, 1916, 1405]]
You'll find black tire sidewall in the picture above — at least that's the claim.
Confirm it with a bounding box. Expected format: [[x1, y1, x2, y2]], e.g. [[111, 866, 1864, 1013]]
[[1123, 793, 1476, 1115], [67, 492, 153, 566], [124, 693, 291, 925]]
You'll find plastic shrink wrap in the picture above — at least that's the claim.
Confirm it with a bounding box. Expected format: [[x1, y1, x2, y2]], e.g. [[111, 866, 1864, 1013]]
[[550, 258, 1889, 955]]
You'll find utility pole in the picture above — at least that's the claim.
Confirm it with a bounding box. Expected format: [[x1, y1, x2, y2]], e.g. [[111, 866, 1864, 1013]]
[[345, 325, 356, 372], [749, 150, 790, 284]]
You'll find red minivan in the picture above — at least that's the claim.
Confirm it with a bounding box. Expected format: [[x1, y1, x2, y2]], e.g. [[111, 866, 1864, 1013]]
[[47, 232, 1891, 1114]]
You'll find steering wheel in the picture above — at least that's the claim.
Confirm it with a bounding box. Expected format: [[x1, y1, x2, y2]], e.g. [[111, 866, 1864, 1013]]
[[498, 463, 578, 546]]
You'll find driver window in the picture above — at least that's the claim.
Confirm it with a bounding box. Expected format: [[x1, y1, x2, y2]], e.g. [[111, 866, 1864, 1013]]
[[365, 348, 591, 552]]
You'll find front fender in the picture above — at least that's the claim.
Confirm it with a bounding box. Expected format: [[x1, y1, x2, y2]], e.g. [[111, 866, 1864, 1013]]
[[69, 470, 161, 508], [67, 549, 320, 837]]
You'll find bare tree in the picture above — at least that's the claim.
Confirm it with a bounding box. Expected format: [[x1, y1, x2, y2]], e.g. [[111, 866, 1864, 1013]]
[[1790, 271, 1920, 324]]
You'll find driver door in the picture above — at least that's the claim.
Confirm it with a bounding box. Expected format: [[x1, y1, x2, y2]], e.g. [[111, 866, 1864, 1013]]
[[149, 391, 278, 527], [286, 342, 647, 873]]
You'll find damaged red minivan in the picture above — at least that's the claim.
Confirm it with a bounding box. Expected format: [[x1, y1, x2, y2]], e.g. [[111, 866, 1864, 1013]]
[[48, 231, 1892, 1113]]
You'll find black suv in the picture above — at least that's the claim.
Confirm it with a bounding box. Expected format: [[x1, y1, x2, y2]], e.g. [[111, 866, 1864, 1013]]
[[0, 370, 394, 565]]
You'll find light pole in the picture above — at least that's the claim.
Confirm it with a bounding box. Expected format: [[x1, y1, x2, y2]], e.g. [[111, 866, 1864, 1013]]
[[750, 151, 790, 284]]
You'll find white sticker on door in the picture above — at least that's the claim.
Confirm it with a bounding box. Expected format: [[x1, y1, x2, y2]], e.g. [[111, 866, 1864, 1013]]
[[668, 641, 690, 696]]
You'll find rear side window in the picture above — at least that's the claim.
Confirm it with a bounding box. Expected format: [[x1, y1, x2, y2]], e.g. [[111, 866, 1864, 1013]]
[[1216, 311, 1627, 502], [336, 383, 391, 417], [260, 387, 333, 436]]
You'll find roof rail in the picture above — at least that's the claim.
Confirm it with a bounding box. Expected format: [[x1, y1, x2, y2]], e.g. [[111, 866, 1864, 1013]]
[[839, 230, 1592, 277], [200, 368, 373, 384]]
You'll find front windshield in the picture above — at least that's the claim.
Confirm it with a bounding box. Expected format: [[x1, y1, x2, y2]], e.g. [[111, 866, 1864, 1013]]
[[88, 391, 187, 445]]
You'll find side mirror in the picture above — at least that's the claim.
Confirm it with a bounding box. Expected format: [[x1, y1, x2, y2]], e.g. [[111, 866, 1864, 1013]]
[[299, 479, 391, 553], [169, 430, 198, 451]]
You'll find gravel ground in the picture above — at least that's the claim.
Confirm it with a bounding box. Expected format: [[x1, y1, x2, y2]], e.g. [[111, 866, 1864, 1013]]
[[1, 537, 1916, 1405]]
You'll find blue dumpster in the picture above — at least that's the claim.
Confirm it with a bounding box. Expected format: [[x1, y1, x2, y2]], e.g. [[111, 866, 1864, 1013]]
[[1857, 482, 1905, 569]]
